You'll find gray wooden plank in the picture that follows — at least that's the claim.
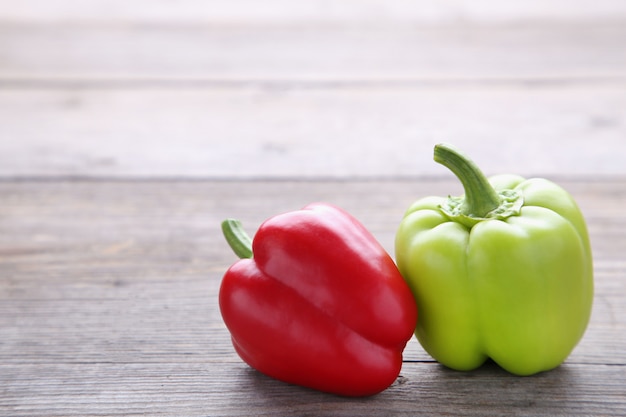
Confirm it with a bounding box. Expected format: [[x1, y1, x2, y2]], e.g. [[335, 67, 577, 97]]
[[1, 361, 625, 416], [1, 20, 624, 81], [0, 180, 624, 415], [0, 181, 623, 360], [1, 0, 626, 24], [0, 86, 624, 179]]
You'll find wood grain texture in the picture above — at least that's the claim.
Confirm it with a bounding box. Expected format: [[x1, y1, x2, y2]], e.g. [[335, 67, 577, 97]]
[[1, 180, 624, 416], [1, 1, 624, 180], [2, 362, 625, 417], [2, 0, 626, 24], [1, 1, 625, 415], [1, 21, 624, 81], [0, 86, 624, 179]]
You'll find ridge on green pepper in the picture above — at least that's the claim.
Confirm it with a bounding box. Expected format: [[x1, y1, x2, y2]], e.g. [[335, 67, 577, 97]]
[[395, 143, 593, 376]]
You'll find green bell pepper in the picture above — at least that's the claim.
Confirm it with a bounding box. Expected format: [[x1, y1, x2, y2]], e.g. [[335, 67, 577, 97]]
[[395, 144, 593, 376]]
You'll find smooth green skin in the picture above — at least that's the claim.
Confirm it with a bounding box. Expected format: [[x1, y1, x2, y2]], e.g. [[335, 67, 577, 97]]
[[395, 174, 594, 375]]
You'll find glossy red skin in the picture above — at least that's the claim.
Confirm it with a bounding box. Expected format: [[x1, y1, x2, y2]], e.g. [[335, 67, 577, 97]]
[[219, 203, 417, 396]]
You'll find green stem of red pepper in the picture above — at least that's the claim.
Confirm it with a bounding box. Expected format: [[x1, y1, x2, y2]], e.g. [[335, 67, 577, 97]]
[[434, 143, 523, 228], [222, 219, 253, 259]]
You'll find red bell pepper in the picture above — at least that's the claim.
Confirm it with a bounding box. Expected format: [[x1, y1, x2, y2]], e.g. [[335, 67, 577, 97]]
[[219, 203, 417, 396]]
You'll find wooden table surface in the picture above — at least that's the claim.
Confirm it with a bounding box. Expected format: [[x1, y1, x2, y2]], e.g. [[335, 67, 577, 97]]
[[1, 2, 625, 416]]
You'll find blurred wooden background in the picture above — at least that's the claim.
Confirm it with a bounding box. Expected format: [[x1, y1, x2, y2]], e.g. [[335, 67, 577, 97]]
[[1, 0, 625, 179], [1, 1, 625, 416]]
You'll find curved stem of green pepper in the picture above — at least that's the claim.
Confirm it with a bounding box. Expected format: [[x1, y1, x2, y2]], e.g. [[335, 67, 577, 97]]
[[221, 219, 253, 259], [433, 143, 501, 218]]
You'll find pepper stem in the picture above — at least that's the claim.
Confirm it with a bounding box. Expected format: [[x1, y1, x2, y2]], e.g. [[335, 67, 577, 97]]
[[434, 143, 501, 218], [221, 219, 253, 259]]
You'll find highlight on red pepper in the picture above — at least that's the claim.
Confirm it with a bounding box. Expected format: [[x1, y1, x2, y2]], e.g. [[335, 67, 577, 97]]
[[219, 203, 418, 396], [395, 143, 594, 376]]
